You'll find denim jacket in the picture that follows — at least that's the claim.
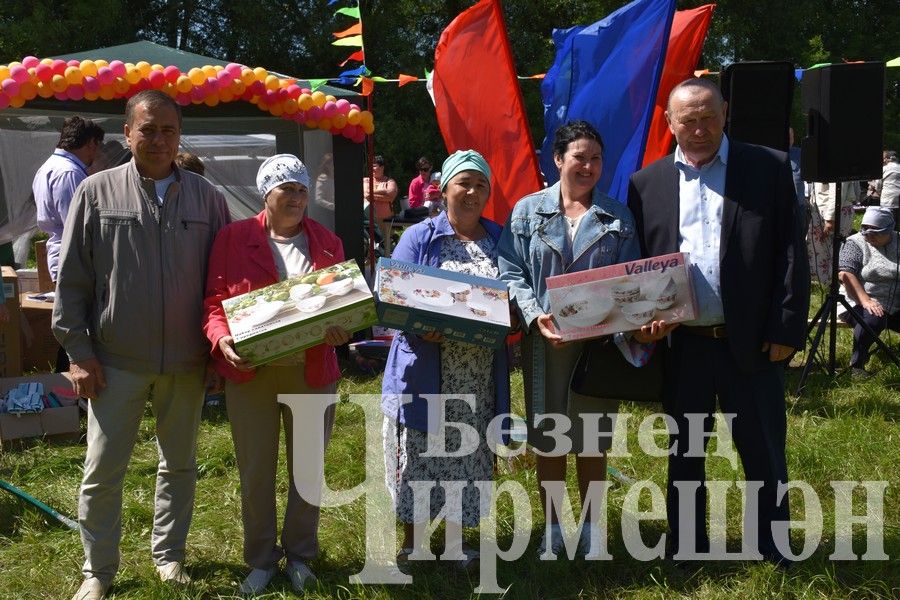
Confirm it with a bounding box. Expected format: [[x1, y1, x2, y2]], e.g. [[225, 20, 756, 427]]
[[498, 181, 641, 329], [381, 211, 511, 435]]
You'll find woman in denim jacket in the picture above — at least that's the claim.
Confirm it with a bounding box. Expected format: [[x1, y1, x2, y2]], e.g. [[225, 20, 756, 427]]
[[381, 150, 511, 569], [499, 121, 670, 557]]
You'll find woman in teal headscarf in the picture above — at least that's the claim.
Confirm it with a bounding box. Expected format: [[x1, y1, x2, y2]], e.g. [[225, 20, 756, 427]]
[[381, 150, 511, 570]]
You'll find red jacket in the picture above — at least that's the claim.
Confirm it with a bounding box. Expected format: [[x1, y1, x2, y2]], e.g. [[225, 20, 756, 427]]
[[203, 210, 344, 386]]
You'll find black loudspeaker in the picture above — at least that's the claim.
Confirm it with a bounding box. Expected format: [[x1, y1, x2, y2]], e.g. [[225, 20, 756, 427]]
[[801, 62, 885, 182], [721, 61, 795, 152]]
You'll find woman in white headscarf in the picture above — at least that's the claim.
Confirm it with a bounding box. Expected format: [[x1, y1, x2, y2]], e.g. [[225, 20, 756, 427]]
[[203, 154, 350, 595]]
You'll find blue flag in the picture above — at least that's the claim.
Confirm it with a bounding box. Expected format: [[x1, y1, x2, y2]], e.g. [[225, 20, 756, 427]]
[[540, 0, 676, 202]]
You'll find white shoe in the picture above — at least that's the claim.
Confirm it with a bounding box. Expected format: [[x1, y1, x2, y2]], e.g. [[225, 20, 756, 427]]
[[239, 566, 278, 595], [71, 577, 107, 600], [286, 561, 317, 593], [157, 561, 191, 584], [537, 523, 566, 559]]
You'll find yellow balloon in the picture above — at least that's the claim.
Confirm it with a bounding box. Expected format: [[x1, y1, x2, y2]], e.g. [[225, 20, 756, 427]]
[[65, 66, 84, 85], [253, 67, 268, 82], [50, 74, 67, 92], [0, 67, 11, 81], [311, 91, 326, 108], [346, 109, 361, 125], [231, 80, 246, 95], [161, 83, 176, 97], [264, 75, 280, 91], [213, 65, 224, 73], [9, 95, 25, 108], [36, 81, 54, 98], [125, 66, 142, 85], [240, 69, 256, 86], [135, 61, 151, 77], [95, 59, 109, 68], [176, 75, 192, 93], [318, 118, 332, 131], [297, 93, 313, 111], [151, 63, 165, 72], [114, 77, 130, 94], [283, 99, 298, 114], [80, 60, 98, 77], [40, 58, 53, 66], [332, 114, 347, 129], [359, 111, 374, 127], [202, 65, 217, 79], [99, 86, 115, 100], [325, 95, 336, 103], [361, 121, 375, 135], [188, 68, 205, 86]]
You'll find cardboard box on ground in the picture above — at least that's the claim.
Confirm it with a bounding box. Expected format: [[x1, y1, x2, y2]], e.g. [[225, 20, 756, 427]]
[[0, 267, 23, 377], [0, 372, 79, 445], [19, 293, 59, 372]]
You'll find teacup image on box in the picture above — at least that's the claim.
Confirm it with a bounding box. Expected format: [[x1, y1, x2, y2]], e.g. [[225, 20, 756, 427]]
[[374, 258, 511, 348], [546, 252, 698, 341], [221, 260, 377, 366]]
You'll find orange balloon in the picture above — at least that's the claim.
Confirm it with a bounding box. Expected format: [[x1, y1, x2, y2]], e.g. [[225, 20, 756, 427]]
[[253, 67, 268, 82], [231, 80, 246, 95], [240, 69, 256, 86], [202, 65, 217, 79], [264, 75, 280, 91], [176, 75, 192, 93], [0, 67, 10, 81], [283, 99, 298, 114], [269, 102, 284, 116], [99, 86, 115, 100], [311, 91, 326, 108], [361, 121, 375, 135], [114, 77, 130, 94], [188, 68, 205, 86], [332, 114, 347, 129], [359, 111, 374, 127], [325, 95, 336, 103], [19, 81, 38, 100], [84, 91, 99, 101], [219, 88, 234, 103], [125, 66, 142, 85], [346, 109, 361, 125], [318, 118, 332, 131], [135, 61, 151, 77], [9, 95, 25, 108], [36, 81, 54, 98], [305, 119, 318, 128], [203, 95, 220, 107]]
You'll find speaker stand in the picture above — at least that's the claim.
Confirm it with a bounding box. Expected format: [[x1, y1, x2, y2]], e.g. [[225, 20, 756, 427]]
[[795, 184, 900, 394]]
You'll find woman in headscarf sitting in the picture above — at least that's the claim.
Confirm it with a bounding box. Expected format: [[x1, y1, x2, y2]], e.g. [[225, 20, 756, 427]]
[[838, 207, 900, 377]]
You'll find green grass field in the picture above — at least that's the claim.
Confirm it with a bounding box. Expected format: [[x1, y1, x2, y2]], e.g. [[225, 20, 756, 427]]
[[1, 298, 898, 598]]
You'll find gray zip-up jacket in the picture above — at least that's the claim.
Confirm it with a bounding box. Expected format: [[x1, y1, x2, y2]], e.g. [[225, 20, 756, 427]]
[[52, 160, 231, 373]]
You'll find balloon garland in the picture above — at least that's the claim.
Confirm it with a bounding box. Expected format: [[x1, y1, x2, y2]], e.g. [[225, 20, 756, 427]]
[[0, 56, 374, 143]]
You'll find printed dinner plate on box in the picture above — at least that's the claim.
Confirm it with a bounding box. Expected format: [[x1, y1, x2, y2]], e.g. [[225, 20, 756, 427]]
[[374, 258, 511, 348], [547, 252, 699, 341]]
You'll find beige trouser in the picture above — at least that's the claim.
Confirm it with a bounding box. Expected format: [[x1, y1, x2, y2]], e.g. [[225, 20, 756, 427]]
[[79, 365, 206, 583], [225, 365, 336, 569]]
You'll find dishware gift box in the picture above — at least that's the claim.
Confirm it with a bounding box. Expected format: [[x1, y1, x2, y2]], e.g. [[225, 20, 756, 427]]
[[547, 252, 698, 341], [374, 258, 511, 348], [222, 260, 377, 366]]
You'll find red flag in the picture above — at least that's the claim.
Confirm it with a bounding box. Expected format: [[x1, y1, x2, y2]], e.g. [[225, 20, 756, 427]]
[[397, 74, 419, 87], [642, 4, 715, 167], [432, 0, 542, 224]]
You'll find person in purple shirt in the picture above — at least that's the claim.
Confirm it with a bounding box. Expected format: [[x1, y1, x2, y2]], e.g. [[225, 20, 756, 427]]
[[33, 116, 105, 282]]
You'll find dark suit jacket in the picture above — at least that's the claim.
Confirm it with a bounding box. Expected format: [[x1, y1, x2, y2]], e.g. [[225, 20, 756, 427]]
[[627, 140, 810, 374]]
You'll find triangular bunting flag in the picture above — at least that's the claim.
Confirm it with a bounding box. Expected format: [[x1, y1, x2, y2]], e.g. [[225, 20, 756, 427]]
[[308, 79, 329, 91], [398, 74, 419, 87], [334, 23, 363, 38], [361, 77, 374, 96], [332, 35, 364, 47], [336, 7, 361, 18], [339, 50, 365, 67]]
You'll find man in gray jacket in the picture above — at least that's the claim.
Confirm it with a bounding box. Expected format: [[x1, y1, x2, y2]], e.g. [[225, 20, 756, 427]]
[[53, 90, 231, 600]]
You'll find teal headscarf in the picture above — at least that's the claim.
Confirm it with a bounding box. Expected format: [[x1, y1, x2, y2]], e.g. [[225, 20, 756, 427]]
[[439, 149, 492, 192]]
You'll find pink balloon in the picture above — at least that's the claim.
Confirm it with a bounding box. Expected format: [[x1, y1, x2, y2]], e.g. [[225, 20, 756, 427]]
[[191, 86, 205, 102], [335, 98, 350, 113], [0, 93, 9, 109], [341, 124, 356, 137], [164, 65, 181, 83], [306, 106, 322, 121], [147, 70, 165, 88], [132, 78, 150, 93], [10, 65, 29, 84], [349, 103, 361, 112], [54, 91, 69, 101], [296, 110, 306, 121], [249, 80, 265, 96], [67, 59, 81, 68], [35, 64, 53, 82], [109, 60, 127, 78], [352, 132, 366, 144], [67, 84, 85, 100], [83, 76, 100, 94], [97, 66, 115, 86], [22, 56, 39, 69], [286, 84, 301, 99], [1, 79, 20, 98], [322, 101, 336, 118], [225, 63, 244, 78], [176, 92, 192, 106], [264, 89, 278, 105], [51, 60, 67, 76], [300, 88, 311, 95]]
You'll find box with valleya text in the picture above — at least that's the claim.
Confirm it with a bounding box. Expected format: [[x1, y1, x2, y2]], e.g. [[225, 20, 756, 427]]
[[547, 252, 698, 341], [374, 258, 510, 348], [222, 260, 377, 366]]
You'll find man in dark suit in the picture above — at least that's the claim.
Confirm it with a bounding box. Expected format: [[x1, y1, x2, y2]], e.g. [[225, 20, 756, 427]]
[[627, 78, 809, 566]]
